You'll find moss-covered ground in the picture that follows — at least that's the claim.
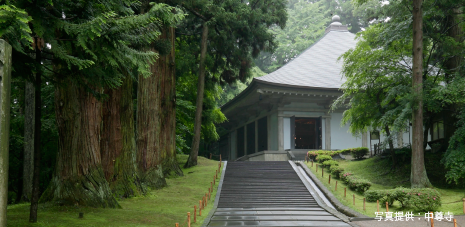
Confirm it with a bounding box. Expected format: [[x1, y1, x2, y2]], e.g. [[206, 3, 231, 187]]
[[305, 156, 465, 217], [7, 155, 221, 227]]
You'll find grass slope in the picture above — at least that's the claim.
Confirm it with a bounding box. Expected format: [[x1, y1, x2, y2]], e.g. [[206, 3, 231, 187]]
[[305, 157, 465, 217], [7, 155, 220, 227]]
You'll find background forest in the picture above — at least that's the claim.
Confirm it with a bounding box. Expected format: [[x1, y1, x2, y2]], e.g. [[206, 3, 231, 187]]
[[2, 0, 465, 223]]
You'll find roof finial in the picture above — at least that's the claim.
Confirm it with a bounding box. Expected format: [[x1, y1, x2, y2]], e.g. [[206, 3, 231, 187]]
[[330, 15, 342, 26]]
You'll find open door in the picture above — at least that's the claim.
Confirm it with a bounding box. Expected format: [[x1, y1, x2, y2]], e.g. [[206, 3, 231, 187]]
[[317, 116, 322, 149], [290, 115, 295, 149]]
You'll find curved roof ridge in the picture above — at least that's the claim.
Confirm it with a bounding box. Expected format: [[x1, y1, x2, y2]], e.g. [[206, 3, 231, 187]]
[[255, 30, 357, 89]]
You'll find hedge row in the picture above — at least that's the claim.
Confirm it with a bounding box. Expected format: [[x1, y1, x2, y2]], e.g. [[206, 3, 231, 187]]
[[343, 147, 369, 159], [330, 165, 345, 176], [339, 172, 371, 193], [322, 160, 339, 168], [316, 155, 332, 163], [307, 150, 344, 160], [364, 187, 441, 211]]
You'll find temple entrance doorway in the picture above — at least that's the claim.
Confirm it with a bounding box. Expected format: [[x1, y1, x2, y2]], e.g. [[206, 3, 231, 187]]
[[291, 117, 322, 149]]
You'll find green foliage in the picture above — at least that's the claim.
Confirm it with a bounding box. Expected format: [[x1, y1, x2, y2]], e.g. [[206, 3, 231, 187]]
[[216, 66, 265, 106], [322, 160, 339, 169], [330, 166, 345, 178], [307, 150, 344, 160], [404, 188, 441, 211], [364, 187, 441, 211], [349, 147, 369, 159], [364, 190, 384, 202], [254, 0, 370, 73], [442, 107, 465, 184], [346, 175, 371, 193], [340, 172, 353, 184], [0, 4, 32, 53], [315, 155, 332, 163]]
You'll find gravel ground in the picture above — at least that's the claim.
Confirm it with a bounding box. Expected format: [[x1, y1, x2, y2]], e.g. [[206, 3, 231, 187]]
[[352, 215, 465, 227]]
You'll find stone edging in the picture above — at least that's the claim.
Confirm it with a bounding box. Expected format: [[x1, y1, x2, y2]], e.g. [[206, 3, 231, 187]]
[[296, 161, 371, 219], [200, 161, 227, 227], [289, 161, 353, 225]]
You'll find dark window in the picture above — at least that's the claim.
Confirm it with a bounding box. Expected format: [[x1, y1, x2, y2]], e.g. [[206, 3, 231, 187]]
[[431, 121, 444, 141], [236, 127, 244, 157], [257, 117, 268, 152], [246, 122, 255, 154]]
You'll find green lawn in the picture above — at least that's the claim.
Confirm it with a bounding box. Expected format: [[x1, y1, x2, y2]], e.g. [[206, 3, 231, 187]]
[[305, 157, 465, 217], [7, 155, 221, 227]]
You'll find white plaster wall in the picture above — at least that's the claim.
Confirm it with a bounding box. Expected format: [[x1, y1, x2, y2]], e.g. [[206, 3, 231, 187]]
[[366, 125, 432, 150], [322, 118, 326, 150], [230, 130, 237, 160], [330, 112, 363, 149], [284, 117, 291, 149], [269, 113, 278, 150]]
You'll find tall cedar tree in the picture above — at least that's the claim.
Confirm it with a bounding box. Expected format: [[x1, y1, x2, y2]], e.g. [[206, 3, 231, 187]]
[[179, 0, 287, 167], [136, 23, 183, 188], [411, 0, 432, 188], [4, 0, 182, 210]]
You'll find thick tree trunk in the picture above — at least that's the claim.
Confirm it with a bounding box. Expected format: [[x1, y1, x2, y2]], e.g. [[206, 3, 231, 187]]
[[411, 0, 432, 188], [136, 27, 181, 187], [101, 75, 143, 198], [159, 27, 183, 177], [29, 43, 42, 222], [22, 80, 35, 202], [40, 78, 119, 208], [0, 39, 12, 227], [185, 23, 208, 168], [384, 125, 397, 169]]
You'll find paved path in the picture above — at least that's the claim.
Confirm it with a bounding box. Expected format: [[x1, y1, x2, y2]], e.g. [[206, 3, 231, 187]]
[[207, 161, 350, 226]]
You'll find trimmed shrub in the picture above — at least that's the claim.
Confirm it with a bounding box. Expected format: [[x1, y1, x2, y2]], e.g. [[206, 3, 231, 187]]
[[350, 147, 369, 159], [346, 175, 371, 193], [307, 150, 344, 160], [364, 190, 384, 202], [316, 155, 332, 163], [322, 160, 339, 169], [330, 166, 344, 177], [364, 187, 441, 211], [340, 172, 353, 184], [404, 188, 441, 211]]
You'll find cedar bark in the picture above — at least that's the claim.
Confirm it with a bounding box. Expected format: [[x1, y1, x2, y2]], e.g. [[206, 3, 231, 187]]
[[411, 0, 432, 188], [185, 22, 208, 168], [159, 27, 183, 177], [40, 78, 119, 208], [29, 41, 42, 222], [22, 80, 35, 202], [136, 26, 179, 188], [101, 75, 143, 198]]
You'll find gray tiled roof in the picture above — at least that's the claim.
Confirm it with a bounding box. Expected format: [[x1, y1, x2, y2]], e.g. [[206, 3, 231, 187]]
[[255, 30, 357, 89]]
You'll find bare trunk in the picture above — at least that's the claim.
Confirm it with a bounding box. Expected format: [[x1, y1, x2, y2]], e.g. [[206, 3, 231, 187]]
[[22, 80, 35, 202], [29, 42, 42, 222], [0, 39, 12, 227], [101, 75, 143, 198], [185, 23, 208, 168], [411, 0, 432, 188], [40, 78, 119, 208], [384, 125, 396, 169], [159, 27, 183, 176]]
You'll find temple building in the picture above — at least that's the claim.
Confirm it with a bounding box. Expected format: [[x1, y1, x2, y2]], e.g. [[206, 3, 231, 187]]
[[218, 16, 418, 161]]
